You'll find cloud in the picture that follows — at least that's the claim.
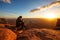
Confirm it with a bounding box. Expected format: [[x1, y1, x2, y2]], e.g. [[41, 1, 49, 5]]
[[0, 0, 11, 3], [30, 1, 60, 13], [57, 0, 60, 1], [30, 9, 40, 13]]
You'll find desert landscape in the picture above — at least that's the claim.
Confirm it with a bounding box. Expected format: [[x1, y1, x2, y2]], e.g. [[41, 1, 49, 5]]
[[7, 18, 57, 29], [0, 18, 60, 40], [0, 0, 60, 40]]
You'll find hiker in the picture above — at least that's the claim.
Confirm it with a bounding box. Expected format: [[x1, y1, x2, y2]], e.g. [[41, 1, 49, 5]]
[[16, 16, 25, 31]]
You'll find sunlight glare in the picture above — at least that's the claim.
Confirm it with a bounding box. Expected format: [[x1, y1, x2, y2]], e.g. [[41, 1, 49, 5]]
[[44, 13, 57, 20]]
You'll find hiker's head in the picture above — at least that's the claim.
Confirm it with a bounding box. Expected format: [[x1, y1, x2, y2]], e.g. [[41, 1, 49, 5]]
[[19, 16, 22, 18]]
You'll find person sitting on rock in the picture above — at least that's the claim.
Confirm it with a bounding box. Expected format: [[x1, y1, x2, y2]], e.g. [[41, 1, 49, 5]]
[[16, 16, 25, 31]]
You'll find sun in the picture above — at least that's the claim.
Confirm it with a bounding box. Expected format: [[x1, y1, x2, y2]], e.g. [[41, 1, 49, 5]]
[[44, 13, 57, 19]]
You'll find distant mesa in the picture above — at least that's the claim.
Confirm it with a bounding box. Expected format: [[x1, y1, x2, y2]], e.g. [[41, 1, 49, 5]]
[[56, 19, 60, 27], [0, 18, 8, 24], [0, 18, 9, 27], [54, 19, 60, 30]]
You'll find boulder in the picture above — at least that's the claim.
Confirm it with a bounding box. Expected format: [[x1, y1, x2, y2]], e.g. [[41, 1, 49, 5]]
[[0, 28, 17, 40]]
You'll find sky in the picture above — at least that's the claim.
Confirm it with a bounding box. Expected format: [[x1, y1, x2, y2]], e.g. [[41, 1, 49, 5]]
[[0, 0, 60, 18]]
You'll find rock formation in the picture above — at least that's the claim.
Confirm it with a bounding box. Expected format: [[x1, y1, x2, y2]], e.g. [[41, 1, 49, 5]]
[[0, 28, 17, 40], [17, 28, 60, 40]]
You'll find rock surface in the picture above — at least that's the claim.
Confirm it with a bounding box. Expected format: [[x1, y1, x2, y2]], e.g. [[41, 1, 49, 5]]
[[0, 28, 16, 40], [17, 28, 60, 40]]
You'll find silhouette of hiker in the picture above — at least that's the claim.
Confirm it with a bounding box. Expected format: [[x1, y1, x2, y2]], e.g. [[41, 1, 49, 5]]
[[16, 16, 25, 31]]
